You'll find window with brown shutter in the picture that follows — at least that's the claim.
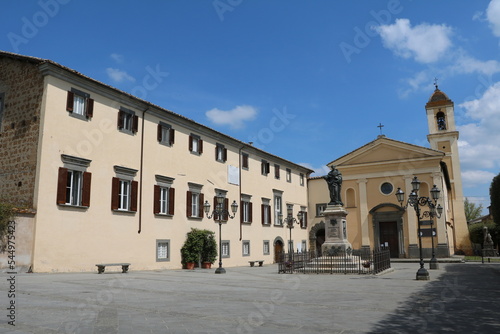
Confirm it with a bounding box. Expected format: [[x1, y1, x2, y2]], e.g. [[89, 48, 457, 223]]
[[111, 177, 120, 210], [67, 89, 93, 119], [81, 172, 91, 207], [275, 164, 280, 179], [56, 167, 68, 204], [242, 153, 249, 169]]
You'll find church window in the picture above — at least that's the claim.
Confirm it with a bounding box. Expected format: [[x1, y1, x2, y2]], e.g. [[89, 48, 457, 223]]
[[436, 111, 446, 130], [380, 182, 393, 195]]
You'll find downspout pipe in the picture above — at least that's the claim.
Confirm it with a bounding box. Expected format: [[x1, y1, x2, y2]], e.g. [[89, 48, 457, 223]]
[[138, 108, 148, 233]]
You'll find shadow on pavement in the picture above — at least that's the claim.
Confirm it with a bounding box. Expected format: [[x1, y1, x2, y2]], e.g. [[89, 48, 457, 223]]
[[368, 263, 500, 334]]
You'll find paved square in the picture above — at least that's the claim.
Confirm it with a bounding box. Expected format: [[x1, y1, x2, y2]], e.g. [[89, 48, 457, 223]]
[[1, 263, 499, 333]]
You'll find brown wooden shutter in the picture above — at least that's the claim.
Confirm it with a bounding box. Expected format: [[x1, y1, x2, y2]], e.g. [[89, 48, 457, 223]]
[[132, 115, 139, 133], [168, 187, 175, 215], [157, 124, 162, 142], [198, 193, 204, 218], [188, 135, 193, 152], [56, 167, 68, 204], [213, 196, 218, 221], [261, 204, 265, 225], [169, 128, 175, 145], [223, 198, 229, 221], [240, 201, 244, 222], [303, 212, 308, 228], [215, 146, 219, 161], [199, 139, 203, 154], [82, 172, 92, 207], [153, 185, 161, 214], [267, 205, 272, 224], [111, 177, 120, 210], [248, 202, 253, 223], [223, 148, 227, 162], [130, 180, 138, 212], [85, 98, 94, 118], [66, 91, 74, 112], [242, 154, 248, 169], [186, 191, 192, 217], [117, 111, 124, 129], [275, 165, 280, 179], [266, 162, 270, 174]]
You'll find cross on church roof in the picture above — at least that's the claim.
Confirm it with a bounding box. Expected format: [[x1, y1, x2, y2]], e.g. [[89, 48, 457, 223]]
[[377, 123, 384, 135], [434, 77, 439, 90]]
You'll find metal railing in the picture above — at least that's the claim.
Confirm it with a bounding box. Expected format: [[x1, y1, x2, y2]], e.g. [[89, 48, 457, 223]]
[[278, 248, 391, 275]]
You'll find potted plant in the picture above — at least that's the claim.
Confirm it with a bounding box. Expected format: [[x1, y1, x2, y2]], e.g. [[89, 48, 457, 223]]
[[180, 228, 203, 269], [201, 231, 217, 269]]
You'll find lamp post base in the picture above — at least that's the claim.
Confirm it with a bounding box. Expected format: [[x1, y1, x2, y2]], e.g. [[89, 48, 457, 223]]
[[429, 257, 439, 270], [215, 267, 226, 274], [416, 267, 430, 280]]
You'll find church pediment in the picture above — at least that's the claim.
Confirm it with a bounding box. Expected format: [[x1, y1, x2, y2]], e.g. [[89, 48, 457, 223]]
[[328, 137, 444, 167]]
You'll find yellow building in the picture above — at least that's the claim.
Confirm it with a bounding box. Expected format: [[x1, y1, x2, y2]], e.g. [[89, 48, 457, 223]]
[[308, 87, 471, 258], [0, 51, 312, 272]]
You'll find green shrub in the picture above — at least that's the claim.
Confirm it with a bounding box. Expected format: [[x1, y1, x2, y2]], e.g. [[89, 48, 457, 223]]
[[0, 202, 15, 252]]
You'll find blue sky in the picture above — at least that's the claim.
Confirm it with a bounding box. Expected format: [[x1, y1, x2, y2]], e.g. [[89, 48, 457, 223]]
[[2, 0, 500, 211]]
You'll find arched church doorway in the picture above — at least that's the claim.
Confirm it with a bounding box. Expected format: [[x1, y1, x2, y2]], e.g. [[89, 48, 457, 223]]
[[370, 203, 405, 258], [273, 238, 284, 263], [309, 221, 326, 257]]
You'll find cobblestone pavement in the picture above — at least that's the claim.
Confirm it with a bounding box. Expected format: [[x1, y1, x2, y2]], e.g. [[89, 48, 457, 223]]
[[1, 262, 499, 333]]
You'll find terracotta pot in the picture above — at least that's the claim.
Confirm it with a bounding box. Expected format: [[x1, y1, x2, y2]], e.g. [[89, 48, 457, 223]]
[[201, 262, 212, 269], [185, 262, 195, 270]]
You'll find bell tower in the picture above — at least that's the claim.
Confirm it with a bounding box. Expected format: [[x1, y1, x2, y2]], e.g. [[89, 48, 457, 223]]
[[425, 85, 470, 251]]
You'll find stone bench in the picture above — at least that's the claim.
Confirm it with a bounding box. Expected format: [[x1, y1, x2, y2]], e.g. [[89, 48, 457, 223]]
[[95, 263, 130, 274], [248, 260, 264, 267]]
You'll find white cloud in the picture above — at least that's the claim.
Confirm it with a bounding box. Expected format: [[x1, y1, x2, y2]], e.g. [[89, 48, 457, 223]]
[[376, 18, 453, 63], [461, 170, 496, 188], [486, 0, 500, 37], [458, 82, 500, 173], [205, 105, 257, 129], [452, 53, 500, 76], [298, 163, 329, 177], [106, 68, 136, 83], [110, 53, 124, 63]]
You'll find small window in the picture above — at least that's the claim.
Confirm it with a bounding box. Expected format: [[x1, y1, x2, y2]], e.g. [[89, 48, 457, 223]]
[[242, 241, 250, 257], [66, 89, 94, 119], [158, 122, 175, 146], [215, 143, 227, 162], [381, 182, 394, 195], [117, 108, 138, 133], [240, 197, 253, 224], [111, 166, 138, 212], [242, 153, 249, 169], [263, 241, 270, 255], [286, 168, 292, 182], [261, 160, 270, 176], [56, 155, 92, 208], [221, 240, 230, 258], [316, 203, 327, 217], [156, 240, 170, 262], [300, 209, 308, 229], [274, 194, 282, 226], [261, 201, 271, 226], [301, 240, 307, 253], [300, 173, 305, 186], [186, 183, 204, 219], [154, 185, 175, 215], [274, 164, 280, 179], [189, 134, 203, 154]]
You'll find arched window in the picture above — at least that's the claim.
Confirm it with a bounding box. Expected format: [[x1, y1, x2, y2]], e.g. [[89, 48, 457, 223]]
[[346, 188, 356, 207], [436, 111, 446, 130]]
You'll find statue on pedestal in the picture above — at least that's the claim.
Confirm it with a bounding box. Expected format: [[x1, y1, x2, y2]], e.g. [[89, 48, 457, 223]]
[[324, 166, 343, 206]]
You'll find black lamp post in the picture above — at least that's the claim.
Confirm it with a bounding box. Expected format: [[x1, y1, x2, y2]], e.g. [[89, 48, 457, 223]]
[[396, 176, 443, 280], [279, 205, 303, 257], [204, 193, 238, 274]]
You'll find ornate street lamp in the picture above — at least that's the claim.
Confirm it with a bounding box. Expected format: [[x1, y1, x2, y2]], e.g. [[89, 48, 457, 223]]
[[396, 176, 443, 280], [204, 193, 238, 274], [279, 205, 303, 257]]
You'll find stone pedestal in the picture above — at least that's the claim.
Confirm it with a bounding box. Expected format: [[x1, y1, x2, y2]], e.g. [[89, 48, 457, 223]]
[[321, 205, 352, 256]]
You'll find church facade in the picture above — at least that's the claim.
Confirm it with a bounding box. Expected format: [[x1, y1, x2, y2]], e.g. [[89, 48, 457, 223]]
[[308, 88, 471, 258]]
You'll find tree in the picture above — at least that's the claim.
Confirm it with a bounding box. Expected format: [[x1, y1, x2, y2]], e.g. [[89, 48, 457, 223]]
[[0, 202, 15, 252], [490, 173, 500, 226], [464, 198, 483, 222]]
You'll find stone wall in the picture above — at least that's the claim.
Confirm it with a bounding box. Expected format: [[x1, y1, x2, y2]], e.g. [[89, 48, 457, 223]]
[[0, 57, 43, 209]]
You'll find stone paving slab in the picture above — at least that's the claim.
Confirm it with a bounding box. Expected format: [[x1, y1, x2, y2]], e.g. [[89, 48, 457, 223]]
[[0, 262, 499, 333]]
